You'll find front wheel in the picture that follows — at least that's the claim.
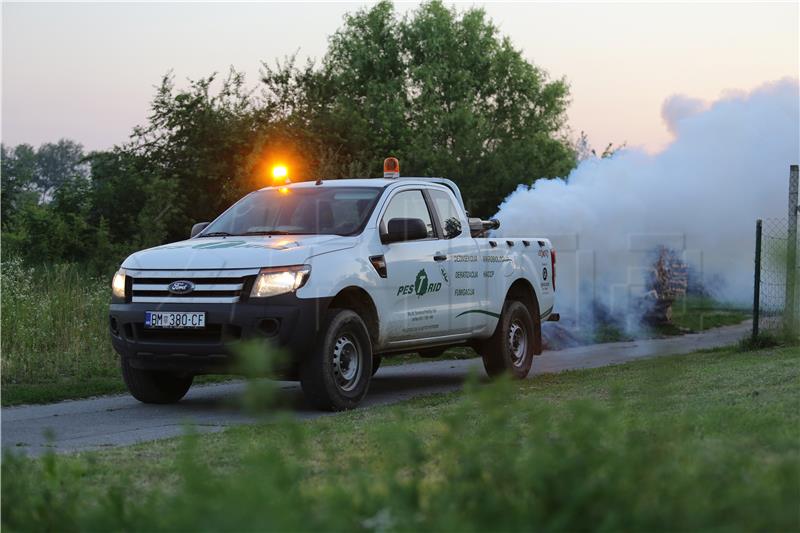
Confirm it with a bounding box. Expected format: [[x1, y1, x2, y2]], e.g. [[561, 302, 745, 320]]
[[121, 358, 193, 404], [480, 300, 537, 379], [300, 308, 373, 411]]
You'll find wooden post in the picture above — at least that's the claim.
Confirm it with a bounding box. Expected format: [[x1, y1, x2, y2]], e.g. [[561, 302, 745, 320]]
[[784, 165, 799, 336], [753, 219, 762, 342]]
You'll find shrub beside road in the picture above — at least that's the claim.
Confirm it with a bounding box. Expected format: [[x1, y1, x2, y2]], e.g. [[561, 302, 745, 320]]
[[1, 259, 119, 405], [3, 344, 798, 531]]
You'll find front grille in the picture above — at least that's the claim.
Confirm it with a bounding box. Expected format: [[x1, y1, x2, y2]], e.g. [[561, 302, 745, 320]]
[[127, 269, 259, 304]]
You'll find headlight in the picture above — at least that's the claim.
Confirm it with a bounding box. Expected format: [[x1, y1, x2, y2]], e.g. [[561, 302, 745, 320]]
[[111, 269, 127, 301], [251, 265, 311, 298]]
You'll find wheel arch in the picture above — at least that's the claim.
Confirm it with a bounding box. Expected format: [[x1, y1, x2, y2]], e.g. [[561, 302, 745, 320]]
[[328, 286, 379, 346], [504, 278, 543, 355]]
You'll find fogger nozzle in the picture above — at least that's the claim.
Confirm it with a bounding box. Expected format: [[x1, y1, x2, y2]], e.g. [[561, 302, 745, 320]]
[[483, 218, 500, 231]]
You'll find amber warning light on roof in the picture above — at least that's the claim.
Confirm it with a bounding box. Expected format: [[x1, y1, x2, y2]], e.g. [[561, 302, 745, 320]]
[[383, 157, 400, 178], [272, 165, 289, 182]]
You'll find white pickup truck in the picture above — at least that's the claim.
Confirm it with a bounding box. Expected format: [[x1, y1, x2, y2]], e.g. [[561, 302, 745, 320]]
[[109, 169, 557, 410]]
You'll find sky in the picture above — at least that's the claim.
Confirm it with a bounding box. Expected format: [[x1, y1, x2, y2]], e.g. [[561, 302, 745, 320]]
[[1, 1, 798, 153]]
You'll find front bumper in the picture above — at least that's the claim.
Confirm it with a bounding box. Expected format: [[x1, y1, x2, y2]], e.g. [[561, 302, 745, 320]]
[[109, 294, 331, 377]]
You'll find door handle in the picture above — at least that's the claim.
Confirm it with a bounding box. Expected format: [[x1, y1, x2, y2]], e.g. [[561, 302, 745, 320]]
[[434, 254, 447, 262]]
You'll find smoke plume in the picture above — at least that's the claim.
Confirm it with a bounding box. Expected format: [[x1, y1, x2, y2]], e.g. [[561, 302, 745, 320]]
[[495, 78, 800, 330]]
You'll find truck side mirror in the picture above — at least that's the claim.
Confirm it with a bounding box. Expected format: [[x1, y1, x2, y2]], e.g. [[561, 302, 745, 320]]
[[190, 222, 210, 238], [384, 218, 428, 244]]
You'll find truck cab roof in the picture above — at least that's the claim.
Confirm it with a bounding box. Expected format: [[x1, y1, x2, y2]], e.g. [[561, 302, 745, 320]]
[[259, 177, 466, 210]]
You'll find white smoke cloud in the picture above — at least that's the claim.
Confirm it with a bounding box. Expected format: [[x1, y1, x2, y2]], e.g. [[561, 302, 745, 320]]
[[495, 78, 800, 329], [661, 94, 708, 136]]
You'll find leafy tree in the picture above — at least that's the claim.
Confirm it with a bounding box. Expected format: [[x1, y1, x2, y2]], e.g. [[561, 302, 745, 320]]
[[574, 131, 627, 161], [34, 139, 88, 199], [88, 149, 179, 250], [127, 69, 275, 241], [3, 0, 583, 270], [1, 144, 39, 228], [262, 0, 576, 215]]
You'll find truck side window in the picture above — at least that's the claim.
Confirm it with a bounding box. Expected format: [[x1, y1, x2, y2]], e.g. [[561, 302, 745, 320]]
[[429, 189, 463, 239], [382, 190, 435, 238]]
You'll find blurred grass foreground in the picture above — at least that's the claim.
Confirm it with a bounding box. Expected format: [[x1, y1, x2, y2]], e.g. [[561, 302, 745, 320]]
[[3, 344, 798, 532]]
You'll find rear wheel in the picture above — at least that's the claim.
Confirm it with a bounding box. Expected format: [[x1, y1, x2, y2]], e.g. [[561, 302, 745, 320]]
[[480, 300, 537, 379], [300, 308, 373, 410], [121, 358, 193, 404]]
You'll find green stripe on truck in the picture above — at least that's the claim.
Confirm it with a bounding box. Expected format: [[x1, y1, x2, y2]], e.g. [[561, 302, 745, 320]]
[[455, 310, 502, 319], [456, 306, 553, 320]]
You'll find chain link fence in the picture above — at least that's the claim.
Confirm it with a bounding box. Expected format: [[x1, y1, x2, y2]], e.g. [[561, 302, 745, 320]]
[[752, 166, 799, 341], [754, 218, 799, 337]]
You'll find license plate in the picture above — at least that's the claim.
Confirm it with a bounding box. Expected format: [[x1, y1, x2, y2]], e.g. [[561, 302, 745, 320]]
[[144, 311, 206, 329]]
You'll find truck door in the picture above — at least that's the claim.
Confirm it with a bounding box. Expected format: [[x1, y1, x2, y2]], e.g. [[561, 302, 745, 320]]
[[427, 188, 489, 335], [379, 189, 452, 342]]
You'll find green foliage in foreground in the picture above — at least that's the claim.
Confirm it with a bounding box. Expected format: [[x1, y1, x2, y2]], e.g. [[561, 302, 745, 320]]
[[3, 346, 798, 532]]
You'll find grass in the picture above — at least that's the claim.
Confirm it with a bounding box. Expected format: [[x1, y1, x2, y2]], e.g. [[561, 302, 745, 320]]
[[665, 295, 749, 333], [1, 258, 119, 406], [0, 259, 238, 407], [3, 344, 798, 531], [2, 375, 236, 408]]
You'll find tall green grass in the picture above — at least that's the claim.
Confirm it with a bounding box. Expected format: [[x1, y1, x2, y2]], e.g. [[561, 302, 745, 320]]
[[3, 346, 798, 531], [1, 257, 115, 386]]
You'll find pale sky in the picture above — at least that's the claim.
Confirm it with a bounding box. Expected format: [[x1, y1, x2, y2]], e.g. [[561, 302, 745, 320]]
[[2, 2, 798, 153]]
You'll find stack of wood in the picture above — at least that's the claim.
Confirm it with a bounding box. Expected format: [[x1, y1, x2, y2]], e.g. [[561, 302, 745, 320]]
[[642, 247, 688, 325]]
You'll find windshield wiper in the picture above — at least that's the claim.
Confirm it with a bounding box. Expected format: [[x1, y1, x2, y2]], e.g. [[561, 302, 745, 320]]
[[197, 231, 236, 238], [241, 230, 296, 236]]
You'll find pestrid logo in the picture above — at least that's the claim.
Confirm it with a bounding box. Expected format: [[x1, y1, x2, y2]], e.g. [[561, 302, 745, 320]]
[[396, 269, 443, 297], [415, 269, 429, 295], [168, 280, 195, 295]]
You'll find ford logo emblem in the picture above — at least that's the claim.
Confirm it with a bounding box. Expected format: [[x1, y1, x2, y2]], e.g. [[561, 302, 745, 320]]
[[168, 280, 195, 295]]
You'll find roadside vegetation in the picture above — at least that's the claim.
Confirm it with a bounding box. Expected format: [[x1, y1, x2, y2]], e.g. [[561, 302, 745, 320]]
[[0, 259, 234, 406], [661, 295, 749, 333], [3, 344, 798, 531], [1, 258, 118, 405]]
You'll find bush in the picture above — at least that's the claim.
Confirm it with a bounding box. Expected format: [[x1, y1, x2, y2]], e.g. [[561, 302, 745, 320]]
[[1, 257, 114, 385]]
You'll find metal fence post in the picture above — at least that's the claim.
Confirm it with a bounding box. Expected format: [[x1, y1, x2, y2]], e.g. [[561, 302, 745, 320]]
[[784, 165, 799, 336], [753, 219, 762, 342]]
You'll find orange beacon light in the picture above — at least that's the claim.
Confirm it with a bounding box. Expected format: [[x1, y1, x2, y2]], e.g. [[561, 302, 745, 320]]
[[272, 165, 289, 181], [383, 157, 400, 178]]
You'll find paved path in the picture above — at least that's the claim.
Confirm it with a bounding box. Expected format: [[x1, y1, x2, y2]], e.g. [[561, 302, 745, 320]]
[[1, 323, 749, 456]]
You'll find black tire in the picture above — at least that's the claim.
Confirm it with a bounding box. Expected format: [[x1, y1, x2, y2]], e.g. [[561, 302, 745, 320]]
[[372, 356, 382, 376], [300, 308, 373, 411], [480, 300, 538, 379], [121, 358, 193, 404]]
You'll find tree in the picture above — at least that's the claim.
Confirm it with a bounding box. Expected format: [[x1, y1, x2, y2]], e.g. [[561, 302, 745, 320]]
[[262, 0, 576, 216], [1, 144, 38, 228], [34, 139, 89, 199], [127, 69, 276, 241]]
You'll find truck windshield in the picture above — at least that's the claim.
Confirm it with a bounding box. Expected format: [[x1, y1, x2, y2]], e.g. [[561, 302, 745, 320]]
[[199, 187, 382, 237]]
